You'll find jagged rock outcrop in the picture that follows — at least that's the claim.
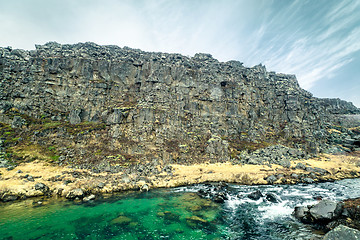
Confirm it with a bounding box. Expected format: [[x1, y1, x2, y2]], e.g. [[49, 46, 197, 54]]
[[0, 42, 359, 170], [294, 198, 360, 235]]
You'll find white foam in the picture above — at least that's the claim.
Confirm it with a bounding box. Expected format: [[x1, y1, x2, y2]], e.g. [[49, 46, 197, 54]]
[[258, 201, 293, 220], [225, 196, 263, 210]]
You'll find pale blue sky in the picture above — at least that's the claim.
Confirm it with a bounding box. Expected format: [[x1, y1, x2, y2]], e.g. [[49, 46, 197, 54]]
[[0, 0, 359, 106]]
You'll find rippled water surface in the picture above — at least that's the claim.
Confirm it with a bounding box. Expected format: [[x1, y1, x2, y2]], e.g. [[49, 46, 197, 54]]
[[1, 178, 360, 240]]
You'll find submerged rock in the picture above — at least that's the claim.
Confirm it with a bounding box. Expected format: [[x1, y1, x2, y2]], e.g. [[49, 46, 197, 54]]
[[248, 190, 264, 200], [111, 215, 132, 225], [265, 193, 281, 203], [186, 215, 208, 228], [159, 211, 180, 222]]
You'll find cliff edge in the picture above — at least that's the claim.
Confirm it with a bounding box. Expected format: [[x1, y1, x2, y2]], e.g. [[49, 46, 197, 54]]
[[0, 42, 359, 172]]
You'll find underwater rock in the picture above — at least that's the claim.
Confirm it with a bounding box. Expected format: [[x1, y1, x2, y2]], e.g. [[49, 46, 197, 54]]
[[111, 215, 132, 225], [186, 215, 208, 228], [161, 211, 180, 222], [265, 193, 281, 203]]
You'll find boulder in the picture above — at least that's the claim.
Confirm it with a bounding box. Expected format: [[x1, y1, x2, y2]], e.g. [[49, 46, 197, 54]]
[[26, 175, 34, 182], [248, 190, 263, 200], [303, 178, 315, 184], [295, 162, 307, 170], [293, 206, 312, 223], [291, 173, 299, 179], [265, 193, 281, 203], [309, 200, 343, 221], [213, 192, 228, 203], [0, 193, 18, 202], [323, 225, 360, 240], [83, 194, 96, 202], [34, 183, 49, 193], [66, 188, 84, 199], [266, 175, 277, 184], [294, 200, 344, 225], [140, 184, 149, 192]]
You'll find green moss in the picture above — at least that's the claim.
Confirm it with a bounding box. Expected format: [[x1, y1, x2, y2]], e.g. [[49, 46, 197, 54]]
[[66, 121, 106, 134], [48, 146, 56, 152], [42, 122, 62, 130], [50, 155, 60, 161]]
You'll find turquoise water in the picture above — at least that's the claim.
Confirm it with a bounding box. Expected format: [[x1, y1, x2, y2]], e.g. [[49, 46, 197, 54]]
[[1, 179, 360, 240], [0, 191, 224, 240]]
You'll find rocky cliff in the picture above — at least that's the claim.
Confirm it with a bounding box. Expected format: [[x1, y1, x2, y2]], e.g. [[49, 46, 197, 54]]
[[0, 42, 359, 171]]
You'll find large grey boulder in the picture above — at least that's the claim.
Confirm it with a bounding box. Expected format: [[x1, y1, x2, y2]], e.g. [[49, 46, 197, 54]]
[[294, 200, 343, 224], [309, 200, 343, 221], [323, 225, 360, 240]]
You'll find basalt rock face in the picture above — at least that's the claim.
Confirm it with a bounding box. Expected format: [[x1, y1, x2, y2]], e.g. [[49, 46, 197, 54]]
[[0, 42, 359, 169]]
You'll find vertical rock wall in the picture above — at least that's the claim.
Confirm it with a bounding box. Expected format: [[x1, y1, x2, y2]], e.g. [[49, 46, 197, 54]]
[[0, 42, 359, 167]]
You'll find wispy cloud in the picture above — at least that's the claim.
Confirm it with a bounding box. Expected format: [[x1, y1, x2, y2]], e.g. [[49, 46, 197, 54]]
[[0, 0, 359, 104], [243, 0, 360, 89]]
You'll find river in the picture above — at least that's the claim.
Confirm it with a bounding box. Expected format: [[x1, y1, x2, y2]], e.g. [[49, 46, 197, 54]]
[[1, 178, 360, 240]]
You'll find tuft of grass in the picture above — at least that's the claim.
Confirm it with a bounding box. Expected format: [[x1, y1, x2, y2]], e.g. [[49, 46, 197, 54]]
[[48, 146, 56, 152], [9, 144, 59, 164], [50, 155, 60, 162], [42, 122, 62, 130]]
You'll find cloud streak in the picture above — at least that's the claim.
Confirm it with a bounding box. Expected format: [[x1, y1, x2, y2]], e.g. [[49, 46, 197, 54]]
[[242, 0, 360, 90]]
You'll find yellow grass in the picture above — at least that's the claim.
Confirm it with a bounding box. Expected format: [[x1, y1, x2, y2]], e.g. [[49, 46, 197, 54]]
[[0, 153, 359, 200]]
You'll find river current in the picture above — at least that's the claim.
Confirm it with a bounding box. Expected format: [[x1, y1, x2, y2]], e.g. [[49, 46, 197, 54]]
[[1, 178, 360, 240]]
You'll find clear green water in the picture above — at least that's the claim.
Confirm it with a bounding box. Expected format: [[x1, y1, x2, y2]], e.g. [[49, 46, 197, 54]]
[[1, 179, 360, 240], [0, 191, 225, 240]]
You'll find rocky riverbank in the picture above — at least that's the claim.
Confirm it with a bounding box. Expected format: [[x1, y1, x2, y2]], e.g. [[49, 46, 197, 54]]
[[1, 152, 360, 202], [294, 197, 360, 239]]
